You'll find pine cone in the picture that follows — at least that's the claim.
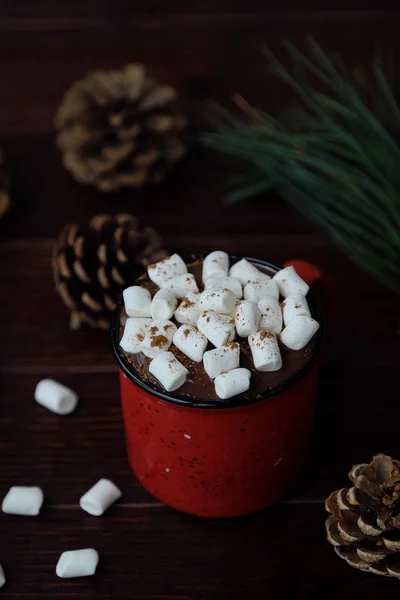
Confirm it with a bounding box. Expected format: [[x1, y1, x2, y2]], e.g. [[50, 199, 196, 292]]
[[55, 64, 187, 192], [52, 213, 167, 329], [326, 454, 400, 578], [0, 147, 10, 219]]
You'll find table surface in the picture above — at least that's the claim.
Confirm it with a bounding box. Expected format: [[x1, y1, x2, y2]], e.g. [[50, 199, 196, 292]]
[[0, 4, 399, 598]]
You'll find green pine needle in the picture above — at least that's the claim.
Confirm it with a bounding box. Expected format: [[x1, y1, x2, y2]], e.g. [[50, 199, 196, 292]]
[[202, 39, 400, 297]]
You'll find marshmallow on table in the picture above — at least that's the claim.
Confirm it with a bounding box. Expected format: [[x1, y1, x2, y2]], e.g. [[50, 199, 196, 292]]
[[280, 315, 319, 350], [197, 310, 235, 347], [248, 331, 282, 372], [258, 298, 283, 335], [119, 317, 152, 353], [147, 253, 187, 287], [150, 289, 177, 320], [0, 563, 5, 588], [123, 286, 152, 317], [173, 325, 208, 363], [214, 368, 251, 400], [229, 258, 270, 285], [199, 288, 236, 315], [34, 379, 78, 415], [149, 351, 189, 392], [202, 250, 229, 282], [140, 320, 177, 358], [235, 301, 261, 338], [203, 343, 240, 379], [282, 294, 311, 326], [80, 479, 122, 516], [160, 273, 199, 298], [56, 549, 99, 578], [205, 275, 242, 299], [174, 292, 200, 326], [273, 265, 309, 298], [244, 279, 279, 303], [2, 486, 44, 516]]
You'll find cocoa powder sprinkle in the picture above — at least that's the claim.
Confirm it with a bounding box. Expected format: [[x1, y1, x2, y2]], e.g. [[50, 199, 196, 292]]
[[150, 334, 168, 348]]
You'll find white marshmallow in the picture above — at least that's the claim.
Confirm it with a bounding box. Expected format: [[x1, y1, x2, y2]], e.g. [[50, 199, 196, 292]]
[[244, 279, 279, 303], [199, 288, 236, 315], [203, 343, 240, 379], [34, 379, 78, 415], [0, 563, 5, 588], [282, 294, 311, 326], [79, 479, 122, 516], [150, 289, 177, 320], [123, 286, 152, 317], [2, 486, 44, 516], [147, 253, 187, 286], [248, 331, 282, 372], [140, 320, 177, 358], [56, 548, 99, 578], [205, 275, 242, 299], [149, 351, 189, 392], [235, 301, 261, 338], [280, 315, 319, 350], [218, 313, 236, 327], [173, 325, 208, 363], [229, 258, 270, 285], [214, 368, 251, 400], [202, 250, 229, 282], [273, 265, 309, 298], [160, 273, 199, 298], [174, 292, 200, 326], [197, 310, 235, 347], [119, 317, 152, 353], [258, 298, 283, 334]]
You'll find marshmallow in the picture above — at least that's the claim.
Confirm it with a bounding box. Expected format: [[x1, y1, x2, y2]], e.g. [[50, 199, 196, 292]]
[[248, 331, 282, 372], [280, 315, 319, 351], [174, 292, 200, 326], [214, 368, 251, 400], [203, 343, 240, 379], [173, 325, 208, 363], [34, 379, 78, 415], [119, 317, 152, 353], [80, 479, 122, 516], [56, 548, 99, 578], [235, 301, 261, 338], [149, 351, 189, 392], [150, 289, 177, 320], [199, 288, 236, 315], [147, 253, 187, 286], [140, 320, 177, 358], [202, 250, 229, 282], [160, 273, 199, 298], [123, 286, 152, 317], [205, 275, 242, 299], [282, 294, 311, 326], [0, 563, 5, 588], [219, 313, 236, 327], [273, 265, 309, 298], [244, 279, 279, 303], [2, 486, 44, 516], [258, 298, 283, 334], [229, 258, 270, 285], [197, 310, 235, 347]]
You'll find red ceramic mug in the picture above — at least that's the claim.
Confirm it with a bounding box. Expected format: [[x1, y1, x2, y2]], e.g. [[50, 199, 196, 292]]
[[111, 256, 325, 518]]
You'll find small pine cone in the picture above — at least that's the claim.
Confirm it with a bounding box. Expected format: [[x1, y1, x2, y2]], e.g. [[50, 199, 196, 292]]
[[52, 213, 167, 330], [326, 454, 400, 578], [55, 64, 187, 192], [0, 147, 10, 219]]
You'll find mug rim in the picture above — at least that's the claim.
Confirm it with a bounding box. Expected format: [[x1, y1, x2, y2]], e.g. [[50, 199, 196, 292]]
[[110, 254, 325, 409]]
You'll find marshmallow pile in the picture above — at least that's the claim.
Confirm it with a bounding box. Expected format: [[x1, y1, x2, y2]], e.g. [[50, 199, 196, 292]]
[[120, 252, 320, 401]]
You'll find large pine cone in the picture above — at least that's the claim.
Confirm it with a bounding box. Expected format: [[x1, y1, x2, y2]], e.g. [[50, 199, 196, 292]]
[[52, 214, 167, 329], [55, 64, 187, 192], [0, 147, 10, 219], [326, 454, 400, 578]]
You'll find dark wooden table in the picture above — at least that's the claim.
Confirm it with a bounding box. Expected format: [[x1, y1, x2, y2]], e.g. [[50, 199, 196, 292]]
[[0, 3, 399, 598]]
